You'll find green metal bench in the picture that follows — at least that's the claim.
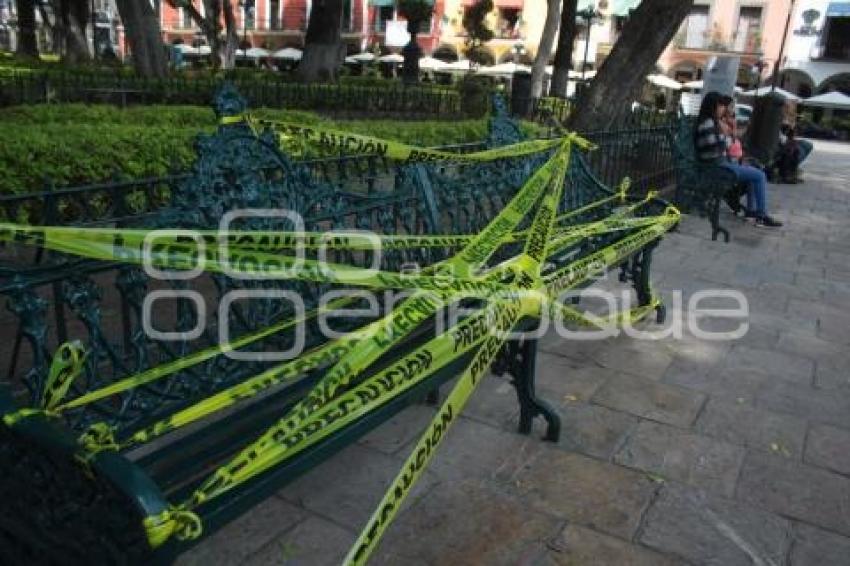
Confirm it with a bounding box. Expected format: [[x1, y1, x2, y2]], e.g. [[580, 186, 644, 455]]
[[0, 87, 677, 563], [669, 118, 738, 242]]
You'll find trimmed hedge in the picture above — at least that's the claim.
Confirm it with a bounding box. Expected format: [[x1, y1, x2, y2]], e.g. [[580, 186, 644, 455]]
[[0, 104, 543, 193]]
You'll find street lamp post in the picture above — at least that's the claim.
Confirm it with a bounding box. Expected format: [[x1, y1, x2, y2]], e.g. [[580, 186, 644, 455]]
[[577, 5, 601, 81], [239, 0, 255, 50]]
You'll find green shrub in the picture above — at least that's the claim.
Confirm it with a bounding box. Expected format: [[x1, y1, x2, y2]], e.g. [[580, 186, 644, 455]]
[[0, 104, 496, 193], [457, 76, 490, 118]]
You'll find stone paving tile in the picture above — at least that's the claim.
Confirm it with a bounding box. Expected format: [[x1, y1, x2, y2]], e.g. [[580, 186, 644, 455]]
[[423, 416, 542, 483], [512, 446, 658, 539], [804, 423, 850, 477], [817, 311, 850, 345], [695, 398, 807, 459], [374, 479, 560, 566], [756, 380, 850, 430], [245, 516, 354, 566], [279, 444, 438, 531], [815, 362, 850, 391], [176, 497, 306, 566], [774, 330, 849, 364], [357, 404, 437, 456], [662, 365, 768, 406], [614, 421, 745, 497], [587, 341, 675, 382], [721, 345, 815, 387], [789, 522, 850, 566], [461, 373, 521, 430], [539, 523, 684, 566], [533, 352, 615, 403], [736, 451, 850, 537], [639, 483, 791, 566], [553, 401, 638, 460], [592, 373, 706, 427]]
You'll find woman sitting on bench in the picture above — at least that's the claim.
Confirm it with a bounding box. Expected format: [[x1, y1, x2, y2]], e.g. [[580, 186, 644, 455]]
[[694, 91, 782, 228]]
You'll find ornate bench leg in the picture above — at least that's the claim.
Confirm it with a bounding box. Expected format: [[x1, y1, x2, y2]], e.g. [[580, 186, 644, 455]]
[[502, 338, 561, 442], [709, 195, 730, 243], [631, 242, 666, 324]]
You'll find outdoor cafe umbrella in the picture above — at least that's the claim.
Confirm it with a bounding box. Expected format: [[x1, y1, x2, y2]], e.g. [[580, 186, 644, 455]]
[[476, 62, 531, 76], [418, 56, 448, 71], [683, 80, 745, 94], [741, 86, 801, 101], [273, 47, 302, 61], [378, 53, 405, 63], [349, 52, 376, 63], [440, 60, 473, 73], [647, 74, 683, 90], [174, 44, 198, 55], [800, 91, 850, 109], [244, 47, 270, 59]]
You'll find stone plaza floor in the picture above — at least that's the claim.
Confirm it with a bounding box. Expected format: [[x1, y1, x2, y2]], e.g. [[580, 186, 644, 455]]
[[179, 139, 850, 566]]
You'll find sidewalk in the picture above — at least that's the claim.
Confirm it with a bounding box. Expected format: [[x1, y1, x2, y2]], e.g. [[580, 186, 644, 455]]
[[179, 139, 850, 566]]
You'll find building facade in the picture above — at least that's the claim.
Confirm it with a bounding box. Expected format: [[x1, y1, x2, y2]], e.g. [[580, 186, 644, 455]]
[[781, 0, 850, 95], [656, 0, 794, 87], [156, 0, 445, 55], [431, 0, 636, 65]]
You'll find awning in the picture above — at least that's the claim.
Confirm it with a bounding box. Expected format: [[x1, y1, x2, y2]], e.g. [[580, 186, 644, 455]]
[[494, 0, 524, 8], [826, 2, 850, 16], [611, 0, 640, 16], [369, 0, 394, 7], [801, 91, 850, 109]]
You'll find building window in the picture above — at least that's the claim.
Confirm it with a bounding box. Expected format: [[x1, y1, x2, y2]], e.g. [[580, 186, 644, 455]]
[[822, 15, 850, 60], [734, 6, 762, 52], [683, 4, 709, 49], [270, 0, 281, 29], [181, 7, 193, 29], [343, 0, 352, 31], [497, 8, 520, 39], [376, 6, 394, 32]]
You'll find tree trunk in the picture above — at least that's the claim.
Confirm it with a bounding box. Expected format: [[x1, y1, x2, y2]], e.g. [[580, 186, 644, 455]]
[[550, 0, 577, 98], [299, 0, 344, 83], [530, 0, 561, 100], [115, 0, 168, 77], [221, 0, 238, 70], [37, 2, 61, 54], [15, 0, 40, 58], [568, 0, 694, 131], [60, 0, 91, 63]]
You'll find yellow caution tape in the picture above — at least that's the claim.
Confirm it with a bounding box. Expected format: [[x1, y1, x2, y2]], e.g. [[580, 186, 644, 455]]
[[0, 119, 679, 559]]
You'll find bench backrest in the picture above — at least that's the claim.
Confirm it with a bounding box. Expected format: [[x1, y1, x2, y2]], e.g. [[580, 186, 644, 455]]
[[1, 88, 638, 440]]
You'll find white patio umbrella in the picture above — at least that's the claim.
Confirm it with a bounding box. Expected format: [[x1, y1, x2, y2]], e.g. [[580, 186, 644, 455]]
[[440, 59, 473, 73], [418, 56, 448, 71], [476, 62, 531, 76], [349, 52, 376, 63], [647, 74, 683, 90], [378, 53, 405, 63], [174, 44, 198, 55], [273, 47, 302, 60], [801, 91, 850, 110], [244, 47, 270, 59], [741, 86, 801, 101], [683, 80, 745, 94]]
